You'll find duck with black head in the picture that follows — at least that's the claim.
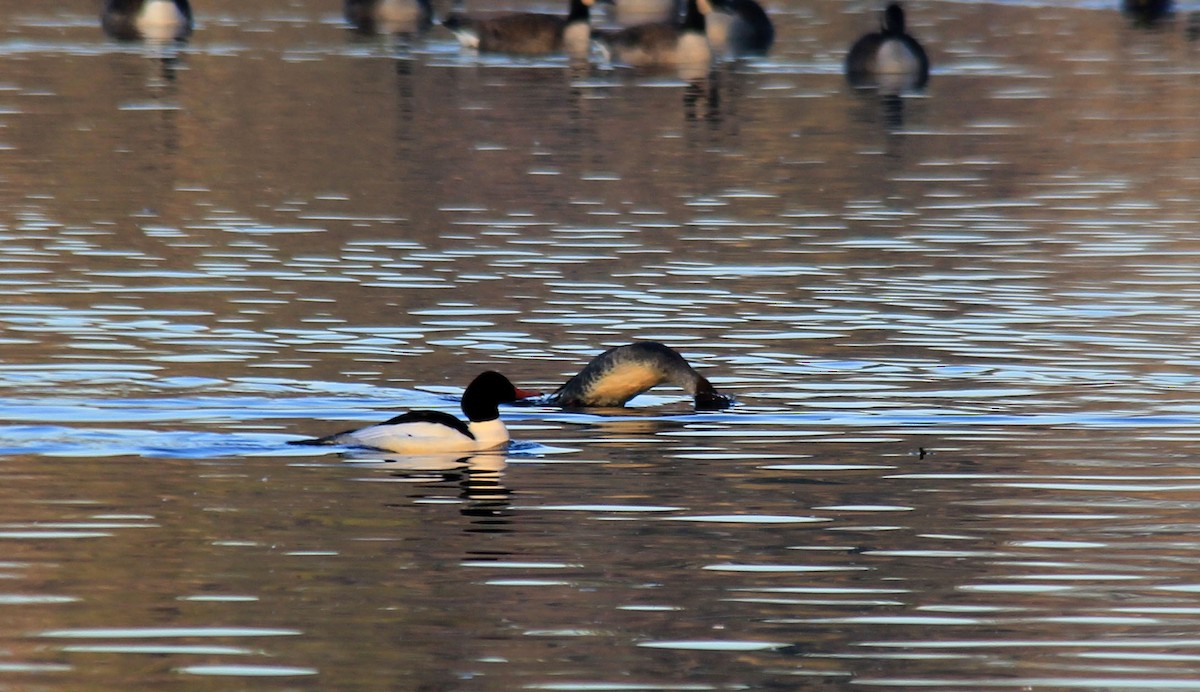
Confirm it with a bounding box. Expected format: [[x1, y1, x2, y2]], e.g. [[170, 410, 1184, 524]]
[[292, 371, 538, 455], [844, 3, 929, 91], [442, 0, 611, 59], [101, 0, 193, 42], [345, 0, 433, 35]]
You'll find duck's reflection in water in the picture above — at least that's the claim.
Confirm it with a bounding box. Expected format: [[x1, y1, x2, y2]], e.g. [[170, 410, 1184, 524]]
[[346, 452, 514, 525]]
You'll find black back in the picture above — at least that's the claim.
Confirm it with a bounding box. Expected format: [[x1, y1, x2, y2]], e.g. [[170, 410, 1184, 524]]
[[377, 410, 475, 438]]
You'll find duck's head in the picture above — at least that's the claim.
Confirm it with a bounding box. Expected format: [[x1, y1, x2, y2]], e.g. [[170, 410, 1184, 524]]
[[694, 376, 735, 410], [461, 371, 541, 421], [882, 3, 906, 35]]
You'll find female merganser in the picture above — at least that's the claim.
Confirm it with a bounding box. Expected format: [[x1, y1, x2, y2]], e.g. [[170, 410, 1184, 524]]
[[707, 0, 774, 57], [345, 0, 433, 35], [442, 0, 608, 58], [292, 371, 536, 454], [101, 0, 193, 42], [844, 3, 929, 89], [545, 342, 733, 410], [596, 0, 714, 71]]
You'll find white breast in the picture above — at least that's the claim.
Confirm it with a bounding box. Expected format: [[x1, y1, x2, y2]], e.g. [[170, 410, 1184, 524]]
[[676, 32, 713, 67], [874, 38, 921, 75], [137, 0, 188, 41], [563, 21, 593, 59], [374, 0, 425, 33]]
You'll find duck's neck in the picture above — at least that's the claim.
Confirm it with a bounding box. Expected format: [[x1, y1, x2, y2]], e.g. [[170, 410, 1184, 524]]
[[467, 418, 510, 449], [682, 0, 708, 32], [882, 4, 906, 36], [567, 0, 592, 23]]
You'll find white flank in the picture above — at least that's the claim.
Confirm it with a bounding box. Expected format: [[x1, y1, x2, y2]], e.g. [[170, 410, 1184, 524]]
[[339, 417, 509, 455]]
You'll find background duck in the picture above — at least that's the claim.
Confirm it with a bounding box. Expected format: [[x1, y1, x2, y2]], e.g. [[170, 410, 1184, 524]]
[[101, 0, 193, 42], [611, 0, 682, 26], [596, 0, 714, 72], [345, 0, 433, 35], [291, 371, 537, 454], [544, 341, 734, 410], [844, 3, 929, 90], [442, 0, 607, 58], [1122, 0, 1172, 24], [706, 0, 774, 57]]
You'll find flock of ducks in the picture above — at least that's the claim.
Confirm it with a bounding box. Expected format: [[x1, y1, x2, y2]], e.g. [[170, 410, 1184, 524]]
[[293, 342, 735, 454], [100, 0, 931, 87]]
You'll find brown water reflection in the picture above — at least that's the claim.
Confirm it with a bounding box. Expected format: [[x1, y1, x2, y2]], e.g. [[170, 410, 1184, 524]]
[[2, 0, 1200, 688]]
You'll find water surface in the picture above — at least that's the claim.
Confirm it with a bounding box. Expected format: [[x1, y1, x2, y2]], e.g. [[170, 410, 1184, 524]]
[[2, 0, 1200, 687]]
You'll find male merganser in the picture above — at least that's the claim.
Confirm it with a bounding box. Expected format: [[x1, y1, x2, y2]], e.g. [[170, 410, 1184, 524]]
[[844, 3, 929, 89], [292, 371, 536, 454], [545, 342, 733, 410], [707, 0, 774, 57], [442, 0, 609, 58], [345, 0, 433, 35], [101, 0, 193, 42], [595, 0, 714, 71]]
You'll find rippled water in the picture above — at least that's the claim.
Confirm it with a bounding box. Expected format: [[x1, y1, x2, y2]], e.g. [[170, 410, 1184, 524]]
[[2, 0, 1200, 687]]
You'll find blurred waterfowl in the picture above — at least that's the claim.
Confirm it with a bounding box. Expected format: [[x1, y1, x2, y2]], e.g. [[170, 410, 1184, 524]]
[[707, 0, 774, 57], [292, 371, 537, 454], [845, 3, 929, 90], [1122, 0, 1172, 24], [545, 342, 734, 410], [345, 0, 433, 35], [101, 0, 193, 42], [612, 0, 682, 25], [442, 0, 608, 58], [596, 0, 714, 73]]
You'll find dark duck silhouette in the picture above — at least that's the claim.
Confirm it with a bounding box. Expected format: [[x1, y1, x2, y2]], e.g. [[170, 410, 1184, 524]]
[[845, 3, 929, 90], [101, 0, 193, 42], [544, 342, 733, 409]]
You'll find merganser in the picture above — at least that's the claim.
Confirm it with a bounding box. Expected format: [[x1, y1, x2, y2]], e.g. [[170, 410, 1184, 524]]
[[292, 371, 536, 454], [595, 0, 714, 72], [844, 3, 929, 89], [706, 0, 774, 57], [442, 0, 609, 59], [101, 0, 193, 42], [545, 342, 733, 410], [344, 0, 433, 35]]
